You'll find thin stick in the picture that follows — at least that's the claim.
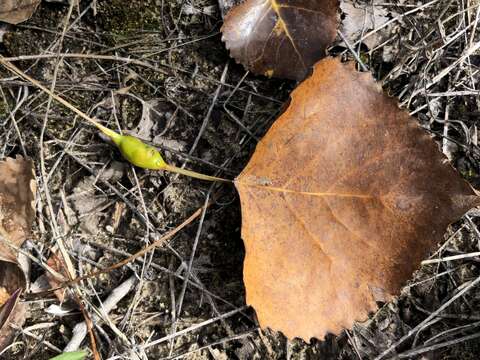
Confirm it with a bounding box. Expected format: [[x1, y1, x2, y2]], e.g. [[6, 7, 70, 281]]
[[0, 56, 120, 141], [141, 306, 248, 350], [76, 206, 202, 282], [337, 30, 369, 72], [26, 204, 205, 296], [421, 251, 480, 265], [375, 275, 480, 359], [0, 56, 231, 182], [64, 276, 137, 352]]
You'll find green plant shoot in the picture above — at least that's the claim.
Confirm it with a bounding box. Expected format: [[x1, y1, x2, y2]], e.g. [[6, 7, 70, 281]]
[[48, 351, 87, 360], [0, 57, 229, 183]]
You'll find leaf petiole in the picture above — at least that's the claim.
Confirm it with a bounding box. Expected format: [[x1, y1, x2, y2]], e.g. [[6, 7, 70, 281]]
[[163, 164, 231, 182]]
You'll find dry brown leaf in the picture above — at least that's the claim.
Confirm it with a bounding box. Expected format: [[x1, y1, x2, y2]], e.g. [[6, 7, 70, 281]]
[[0, 287, 10, 304], [0, 288, 25, 351], [0, 263, 27, 352], [0, 156, 36, 262], [0, 156, 35, 351], [234, 58, 480, 341], [0, 262, 25, 298], [221, 0, 339, 80], [340, 0, 395, 52], [46, 249, 70, 304], [0, 0, 41, 25]]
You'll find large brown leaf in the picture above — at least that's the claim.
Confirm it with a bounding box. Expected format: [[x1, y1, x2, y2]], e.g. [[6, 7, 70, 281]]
[[0, 0, 40, 25], [0, 156, 35, 351], [234, 58, 480, 341], [221, 0, 339, 80]]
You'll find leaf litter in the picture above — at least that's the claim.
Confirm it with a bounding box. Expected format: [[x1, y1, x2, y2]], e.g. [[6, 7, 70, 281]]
[[1, 0, 480, 358], [0, 0, 40, 25], [0, 156, 36, 352]]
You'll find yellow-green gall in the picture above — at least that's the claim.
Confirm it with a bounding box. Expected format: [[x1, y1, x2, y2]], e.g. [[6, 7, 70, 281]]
[[115, 135, 166, 170]]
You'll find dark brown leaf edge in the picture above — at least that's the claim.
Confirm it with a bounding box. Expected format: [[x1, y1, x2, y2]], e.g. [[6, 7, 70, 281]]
[[0, 288, 22, 330], [0, 0, 41, 25], [221, 0, 340, 80], [0, 264, 26, 352]]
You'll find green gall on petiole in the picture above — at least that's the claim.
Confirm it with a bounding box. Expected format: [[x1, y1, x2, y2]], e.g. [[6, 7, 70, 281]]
[[112, 133, 229, 182], [113, 135, 167, 170], [0, 57, 230, 183]]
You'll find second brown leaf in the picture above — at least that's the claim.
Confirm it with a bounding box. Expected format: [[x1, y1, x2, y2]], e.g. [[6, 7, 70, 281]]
[[221, 0, 339, 80], [0, 0, 41, 25]]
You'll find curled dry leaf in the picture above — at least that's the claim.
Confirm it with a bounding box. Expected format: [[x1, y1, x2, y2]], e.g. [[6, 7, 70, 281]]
[[46, 250, 69, 304], [234, 58, 480, 341], [0, 156, 35, 351], [221, 0, 339, 80], [0, 289, 24, 351], [340, 0, 393, 51], [0, 0, 41, 25]]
